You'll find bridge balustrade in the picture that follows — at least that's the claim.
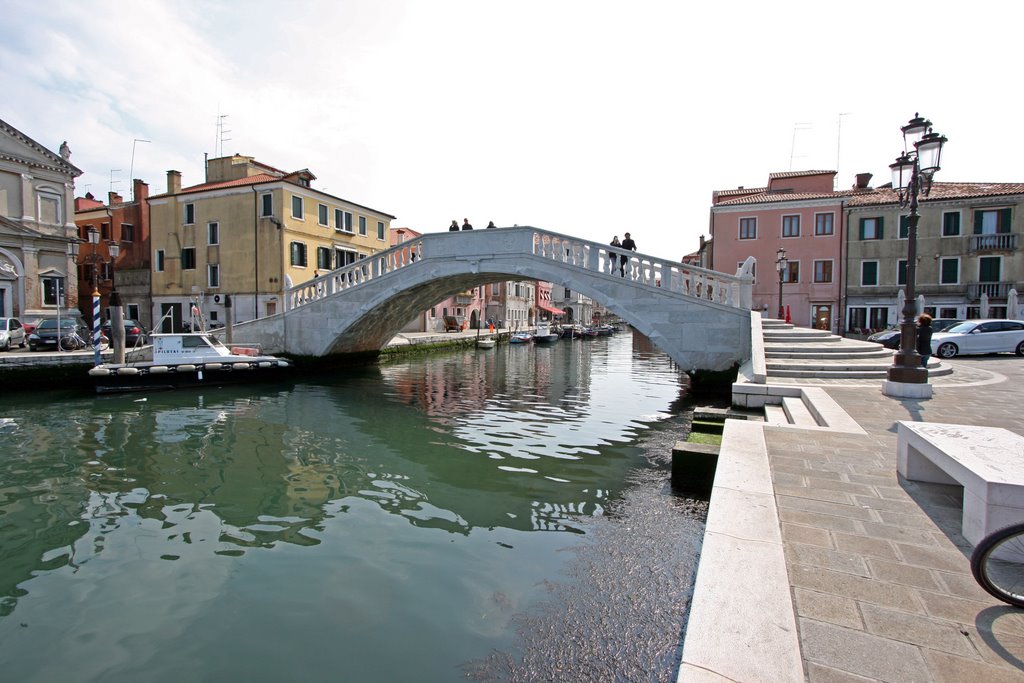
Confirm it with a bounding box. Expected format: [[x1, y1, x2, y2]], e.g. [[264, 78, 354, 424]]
[[284, 228, 750, 312]]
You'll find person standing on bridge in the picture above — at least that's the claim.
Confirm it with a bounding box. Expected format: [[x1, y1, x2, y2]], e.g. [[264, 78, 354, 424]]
[[462, 218, 474, 230], [609, 236, 621, 274], [449, 220, 459, 231], [486, 221, 496, 229], [620, 232, 637, 277]]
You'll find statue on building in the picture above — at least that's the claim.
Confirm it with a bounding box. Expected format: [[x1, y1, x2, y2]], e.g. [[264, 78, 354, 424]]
[[59, 141, 71, 160]]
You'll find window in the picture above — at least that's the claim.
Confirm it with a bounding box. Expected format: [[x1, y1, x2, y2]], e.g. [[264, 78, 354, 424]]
[[782, 261, 799, 283], [318, 204, 329, 226], [334, 248, 356, 268], [359, 216, 367, 236], [184, 203, 195, 225], [377, 221, 385, 240], [974, 208, 1012, 234], [861, 260, 879, 286], [898, 259, 908, 285], [41, 276, 65, 307], [940, 257, 959, 284], [942, 211, 961, 236], [979, 256, 1001, 282], [207, 222, 219, 245], [814, 213, 834, 236], [155, 249, 165, 272], [121, 223, 134, 242], [317, 246, 331, 269], [38, 192, 61, 224], [899, 216, 910, 239], [848, 307, 867, 332], [208, 263, 220, 288], [869, 307, 888, 329], [101, 222, 110, 240], [181, 247, 196, 270], [261, 193, 273, 217], [739, 217, 757, 240], [290, 241, 308, 267], [813, 260, 832, 283], [782, 215, 800, 238], [127, 303, 140, 319], [292, 196, 304, 220], [335, 209, 353, 232], [859, 217, 883, 240]]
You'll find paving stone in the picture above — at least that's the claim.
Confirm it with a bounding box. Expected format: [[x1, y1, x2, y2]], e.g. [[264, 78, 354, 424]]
[[789, 564, 922, 612], [935, 570, 998, 602], [920, 592, 1024, 636], [832, 532, 900, 562], [805, 477, 878, 497], [867, 557, 941, 591], [859, 520, 943, 547], [775, 484, 856, 505], [805, 662, 878, 683], [782, 522, 833, 548], [962, 624, 1024, 669], [800, 618, 931, 682], [895, 543, 972, 573], [789, 543, 871, 577], [860, 603, 978, 657], [794, 588, 863, 630], [779, 509, 864, 534], [922, 649, 1024, 683], [777, 495, 878, 521]]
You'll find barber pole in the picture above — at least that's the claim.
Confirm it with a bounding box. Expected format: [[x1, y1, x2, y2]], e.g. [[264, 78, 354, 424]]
[[92, 289, 101, 366]]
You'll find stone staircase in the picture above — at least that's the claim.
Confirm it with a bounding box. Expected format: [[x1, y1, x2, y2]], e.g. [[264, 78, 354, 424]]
[[761, 319, 950, 380]]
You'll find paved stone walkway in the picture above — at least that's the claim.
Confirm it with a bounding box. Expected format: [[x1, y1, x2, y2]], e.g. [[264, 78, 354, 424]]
[[768, 355, 1024, 681]]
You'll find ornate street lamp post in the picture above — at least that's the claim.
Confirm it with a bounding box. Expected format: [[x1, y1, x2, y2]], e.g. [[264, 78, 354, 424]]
[[776, 247, 788, 320], [883, 113, 947, 398], [108, 241, 125, 364], [70, 226, 117, 366]]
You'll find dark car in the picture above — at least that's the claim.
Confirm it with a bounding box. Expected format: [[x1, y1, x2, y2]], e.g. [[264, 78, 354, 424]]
[[867, 327, 901, 349], [28, 317, 88, 351], [102, 319, 150, 347]]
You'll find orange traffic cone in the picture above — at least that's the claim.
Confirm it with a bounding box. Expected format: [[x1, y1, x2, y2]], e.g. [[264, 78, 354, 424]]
[[785, 305, 792, 324]]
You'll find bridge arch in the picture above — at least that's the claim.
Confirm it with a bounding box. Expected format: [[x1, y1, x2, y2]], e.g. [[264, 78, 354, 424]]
[[229, 228, 752, 372]]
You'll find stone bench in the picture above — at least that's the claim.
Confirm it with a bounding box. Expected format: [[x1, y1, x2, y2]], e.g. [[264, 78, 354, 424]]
[[896, 421, 1024, 545]]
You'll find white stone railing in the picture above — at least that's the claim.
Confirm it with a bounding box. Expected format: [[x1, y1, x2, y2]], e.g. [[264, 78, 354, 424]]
[[284, 227, 752, 311]]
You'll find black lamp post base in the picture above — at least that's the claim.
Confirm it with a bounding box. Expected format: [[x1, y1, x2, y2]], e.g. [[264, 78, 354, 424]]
[[887, 352, 928, 384]]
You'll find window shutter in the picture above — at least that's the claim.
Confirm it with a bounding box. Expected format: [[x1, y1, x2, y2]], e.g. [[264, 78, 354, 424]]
[[1000, 208, 1012, 233], [859, 218, 865, 240], [974, 211, 983, 234], [877, 217, 884, 240]]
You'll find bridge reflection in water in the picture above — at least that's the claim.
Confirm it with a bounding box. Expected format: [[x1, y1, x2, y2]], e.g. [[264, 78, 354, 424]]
[[0, 331, 698, 681]]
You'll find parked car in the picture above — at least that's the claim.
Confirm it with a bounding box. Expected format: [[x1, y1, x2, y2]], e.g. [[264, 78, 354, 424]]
[[0, 317, 26, 351], [930, 318, 963, 333], [102, 319, 150, 347], [21, 316, 45, 336], [867, 318, 964, 350], [930, 319, 1024, 358], [28, 317, 88, 352]]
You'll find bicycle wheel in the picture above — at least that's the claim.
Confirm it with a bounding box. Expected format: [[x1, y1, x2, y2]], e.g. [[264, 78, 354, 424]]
[[99, 335, 110, 351], [971, 522, 1024, 608], [58, 334, 78, 352]]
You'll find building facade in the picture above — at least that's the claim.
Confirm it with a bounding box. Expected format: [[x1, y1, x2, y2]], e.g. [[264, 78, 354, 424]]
[[0, 118, 81, 322], [74, 180, 153, 327], [148, 154, 394, 331]]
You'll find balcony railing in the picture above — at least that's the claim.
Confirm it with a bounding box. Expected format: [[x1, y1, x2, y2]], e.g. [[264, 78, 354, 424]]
[[970, 233, 1017, 252], [967, 281, 1013, 300]]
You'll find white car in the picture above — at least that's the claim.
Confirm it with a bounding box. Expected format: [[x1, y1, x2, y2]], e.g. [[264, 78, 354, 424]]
[[0, 317, 26, 351], [930, 319, 1024, 358]]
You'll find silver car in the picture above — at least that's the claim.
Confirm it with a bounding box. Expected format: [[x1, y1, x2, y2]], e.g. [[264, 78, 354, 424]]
[[930, 319, 1024, 358], [0, 317, 26, 351]]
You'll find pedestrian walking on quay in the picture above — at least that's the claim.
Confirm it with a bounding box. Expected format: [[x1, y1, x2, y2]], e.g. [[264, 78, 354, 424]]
[[620, 232, 637, 277], [462, 218, 474, 230], [917, 313, 933, 368]]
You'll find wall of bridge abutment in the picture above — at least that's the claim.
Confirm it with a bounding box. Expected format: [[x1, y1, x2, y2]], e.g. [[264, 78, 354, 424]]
[[219, 228, 753, 372]]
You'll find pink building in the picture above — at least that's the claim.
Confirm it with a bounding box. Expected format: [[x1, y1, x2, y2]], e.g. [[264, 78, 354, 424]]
[[710, 170, 871, 331]]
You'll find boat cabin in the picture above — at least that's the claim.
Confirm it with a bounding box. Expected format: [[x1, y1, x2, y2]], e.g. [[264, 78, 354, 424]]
[[152, 333, 262, 364]]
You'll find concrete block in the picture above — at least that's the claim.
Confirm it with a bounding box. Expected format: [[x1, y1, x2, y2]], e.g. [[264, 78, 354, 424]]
[[671, 442, 719, 493]]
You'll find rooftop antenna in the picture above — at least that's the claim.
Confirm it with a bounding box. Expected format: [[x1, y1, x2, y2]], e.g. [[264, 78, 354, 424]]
[[128, 138, 151, 201], [835, 112, 851, 189], [216, 113, 231, 158], [109, 169, 122, 196], [789, 123, 812, 170]]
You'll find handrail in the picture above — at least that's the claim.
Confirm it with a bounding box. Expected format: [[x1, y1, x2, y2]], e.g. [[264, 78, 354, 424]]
[[283, 227, 752, 312]]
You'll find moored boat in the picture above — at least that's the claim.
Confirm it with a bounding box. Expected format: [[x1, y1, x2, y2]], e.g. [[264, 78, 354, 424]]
[[509, 332, 533, 344], [476, 338, 496, 349], [88, 332, 292, 393], [533, 323, 560, 343]]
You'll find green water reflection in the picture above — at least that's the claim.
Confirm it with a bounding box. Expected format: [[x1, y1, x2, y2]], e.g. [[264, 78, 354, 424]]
[[0, 333, 688, 681]]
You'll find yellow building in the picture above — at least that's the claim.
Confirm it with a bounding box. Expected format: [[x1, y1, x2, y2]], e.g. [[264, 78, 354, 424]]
[[148, 155, 394, 330]]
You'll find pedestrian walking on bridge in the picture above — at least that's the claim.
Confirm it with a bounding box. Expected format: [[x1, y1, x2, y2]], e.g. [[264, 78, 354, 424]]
[[620, 232, 637, 277]]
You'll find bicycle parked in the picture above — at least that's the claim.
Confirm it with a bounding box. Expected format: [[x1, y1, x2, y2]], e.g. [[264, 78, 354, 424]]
[[59, 329, 109, 352], [971, 523, 1024, 607]]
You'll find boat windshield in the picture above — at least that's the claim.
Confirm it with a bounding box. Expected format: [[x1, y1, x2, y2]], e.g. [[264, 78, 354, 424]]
[[204, 336, 231, 351]]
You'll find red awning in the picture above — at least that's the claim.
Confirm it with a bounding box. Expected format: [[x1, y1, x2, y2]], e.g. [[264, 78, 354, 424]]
[[539, 304, 565, 315]]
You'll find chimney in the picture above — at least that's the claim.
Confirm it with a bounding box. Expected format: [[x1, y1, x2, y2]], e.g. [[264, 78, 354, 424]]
[[108, 191, 123, 206], [854, 172, 873, 190], [133, 179, 149, 202], [167, 170, 182, 195], [699, 235, 706, 249]]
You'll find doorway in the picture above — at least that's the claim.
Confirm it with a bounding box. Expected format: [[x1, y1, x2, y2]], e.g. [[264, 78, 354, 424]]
[[813, 304, 832, 331]]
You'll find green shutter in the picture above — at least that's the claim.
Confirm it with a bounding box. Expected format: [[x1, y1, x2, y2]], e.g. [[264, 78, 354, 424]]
[[877, 217, 884, 240], [974, 211, 983, 234], [859, 218, 866, 240], [1000, 208, 1012, 233]]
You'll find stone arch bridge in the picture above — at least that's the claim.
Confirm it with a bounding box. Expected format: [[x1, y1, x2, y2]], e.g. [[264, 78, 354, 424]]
[[229, 227, 753, 372]]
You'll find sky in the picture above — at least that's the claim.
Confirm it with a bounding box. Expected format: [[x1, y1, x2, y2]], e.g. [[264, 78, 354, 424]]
[[2, 0, 1020, 261]]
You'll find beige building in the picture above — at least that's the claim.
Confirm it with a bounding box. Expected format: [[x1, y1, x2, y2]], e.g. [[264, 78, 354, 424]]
[[0, 118, 81, 322], [148, 154, 395, 331]]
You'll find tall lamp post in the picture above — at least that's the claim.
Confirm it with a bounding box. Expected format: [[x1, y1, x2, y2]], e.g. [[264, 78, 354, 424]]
[[70, 226, 117, 366], [883, 113, 948, 398], [107, 240, 124, 364], [776, 247, 788, 319]]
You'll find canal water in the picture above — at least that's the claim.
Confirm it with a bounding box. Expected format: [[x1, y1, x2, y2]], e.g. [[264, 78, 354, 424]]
[[0, 330, 706, 682]]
